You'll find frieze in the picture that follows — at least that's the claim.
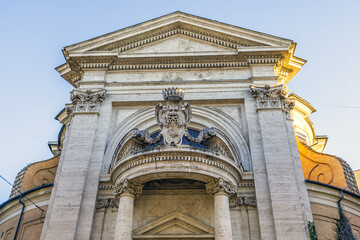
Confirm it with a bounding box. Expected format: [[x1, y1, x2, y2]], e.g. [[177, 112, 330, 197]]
[[66, 89, 105, 114], [109, 60, 248, 71], [113, 179, 143, 198], [74, 56, 279, 72], [206, 177, 237, 196], [229, 195, 256, 208]]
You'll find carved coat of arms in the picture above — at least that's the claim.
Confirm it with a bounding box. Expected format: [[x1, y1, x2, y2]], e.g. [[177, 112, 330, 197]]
[[156, 88, 191, 146]]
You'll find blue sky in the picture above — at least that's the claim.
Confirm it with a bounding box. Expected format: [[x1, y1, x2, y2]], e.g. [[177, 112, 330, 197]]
[[1, 1, 360, 203]]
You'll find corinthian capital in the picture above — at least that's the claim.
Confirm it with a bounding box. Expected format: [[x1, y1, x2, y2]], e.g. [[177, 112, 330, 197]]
[[250, 84, 288, 109], [112, 179, 143, 198], [206, 178, 237, 196], [66, 89, 106, 114], [250, 84, 295, 116]]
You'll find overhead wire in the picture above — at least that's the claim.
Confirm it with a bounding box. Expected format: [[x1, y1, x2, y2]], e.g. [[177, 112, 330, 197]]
[[0, 174, 44, 212]]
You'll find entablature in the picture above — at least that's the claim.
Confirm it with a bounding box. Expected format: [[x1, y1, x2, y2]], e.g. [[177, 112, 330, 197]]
[[56, 12, 305, 87], [110, 146, 243, 187]]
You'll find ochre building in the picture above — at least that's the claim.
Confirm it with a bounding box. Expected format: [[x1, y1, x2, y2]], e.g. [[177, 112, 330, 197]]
[[1, 12, 359, 240]]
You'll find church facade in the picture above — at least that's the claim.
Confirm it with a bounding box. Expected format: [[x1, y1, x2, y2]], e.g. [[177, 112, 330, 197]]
[[1, 12, 360, 240]]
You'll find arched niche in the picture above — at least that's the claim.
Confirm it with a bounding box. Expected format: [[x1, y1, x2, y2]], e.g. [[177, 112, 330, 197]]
[[103, 106, 252, 173]]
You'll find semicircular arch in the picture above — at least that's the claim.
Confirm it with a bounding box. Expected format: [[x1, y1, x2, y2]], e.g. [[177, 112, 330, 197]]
[[103, 106, 252, 172]]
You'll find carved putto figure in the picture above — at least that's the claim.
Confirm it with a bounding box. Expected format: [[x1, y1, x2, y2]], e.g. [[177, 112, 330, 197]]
[[131, 87, 215, 147]]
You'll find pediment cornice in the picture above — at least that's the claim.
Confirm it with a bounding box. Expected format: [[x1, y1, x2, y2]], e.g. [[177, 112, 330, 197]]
[[132, 211, 214, 237], [64, 12, 292, 53], [57, 12, 305, 86]]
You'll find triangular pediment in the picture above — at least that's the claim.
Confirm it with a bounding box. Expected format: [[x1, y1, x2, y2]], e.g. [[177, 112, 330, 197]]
[[64, 11, 292, 54], [133, 212, 214, 239], [57, 12, 306, 87]]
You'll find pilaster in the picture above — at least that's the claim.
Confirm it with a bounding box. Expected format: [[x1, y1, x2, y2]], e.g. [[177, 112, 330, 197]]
[[244, 89, 277, 240], [41, 89, 106, 240], [250, 84, 308, 239]]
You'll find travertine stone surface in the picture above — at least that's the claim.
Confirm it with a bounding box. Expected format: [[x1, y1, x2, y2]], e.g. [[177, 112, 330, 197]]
[[41, 113, 100, 240], [113, 179, 142, 240], [41, 12, 314, 240], [75, 97, 113, 240], [41, 89, 108, 240], [214, 192, 233, 240], [257, 108, 308, 239], [132, 190, 214, 230], [206, 178, 236, 240], [114, 193, 135, 240], [285, 114, 313, 223], [244, 93, 277, 239]]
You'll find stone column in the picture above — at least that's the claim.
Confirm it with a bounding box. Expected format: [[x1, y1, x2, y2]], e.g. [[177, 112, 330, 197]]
[[250, 84, 309, 240], [113, 179, 143, 240], [206, 177, 236, 240], [41, 89, 106, 240]]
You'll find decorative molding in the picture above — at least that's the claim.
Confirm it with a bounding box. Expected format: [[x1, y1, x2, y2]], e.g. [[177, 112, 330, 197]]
[[229, 195, 256, 208], [247, 55, 280, 65], [101, 26, 252, 52], [66, 89, 106, 114], [238, 182, 255, 188], [112, 179, 143, 198], [70, 75, 81, 86], [112, 149, 242, 185], [60, 55, 281, 87], [98, 182, 113, 190], [205, 177, 237, 196], [109, 60, 248, 71], [283, 98, 295, 119], [275, 57, 294, 84], [75, 56, 280, 72], [96, 198, 119, 209]]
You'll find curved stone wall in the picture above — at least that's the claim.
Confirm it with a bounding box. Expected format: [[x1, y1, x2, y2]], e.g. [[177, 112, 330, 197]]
[[306, 181, 360, 239]]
